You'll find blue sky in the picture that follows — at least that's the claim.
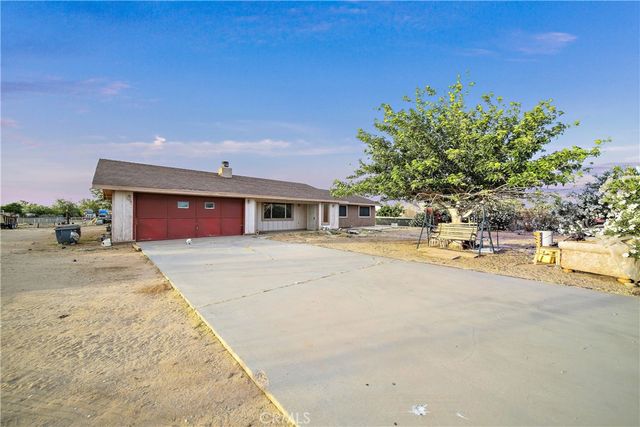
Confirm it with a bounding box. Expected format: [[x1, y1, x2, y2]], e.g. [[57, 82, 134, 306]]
[[2, 1, 638, 204]]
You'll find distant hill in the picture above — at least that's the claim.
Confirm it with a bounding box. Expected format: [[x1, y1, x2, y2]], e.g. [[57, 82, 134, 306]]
[[544, 161, 639, 196]]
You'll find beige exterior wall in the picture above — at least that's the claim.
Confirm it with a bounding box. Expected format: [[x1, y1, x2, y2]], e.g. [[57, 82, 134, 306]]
[[307, 203, 320, 230], [112, 190, 134, 242], [256, 202, 307, 232], [338, 205, 376, 228], [244, 199, 257, 234]]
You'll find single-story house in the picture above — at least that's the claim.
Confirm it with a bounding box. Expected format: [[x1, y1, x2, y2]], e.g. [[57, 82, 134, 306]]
[[92, 159, 377, 242]]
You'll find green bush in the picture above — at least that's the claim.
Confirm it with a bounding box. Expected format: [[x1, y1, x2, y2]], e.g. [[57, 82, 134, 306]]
[[600, 167, 640, 259], [377, 203, 404, 217], [410, 209, 451, 227], [517, 203, 558, 232]]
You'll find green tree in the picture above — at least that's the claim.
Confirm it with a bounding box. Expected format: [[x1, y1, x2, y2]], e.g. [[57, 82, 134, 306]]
[[21, 202, 54, 216], [1, 202, 24, 215], [377, 203, 404, 217], [51, 199, 81, 217], [90, 188, 111, 210], [79, 198, 100, 214], [332, 77, 603, 215]]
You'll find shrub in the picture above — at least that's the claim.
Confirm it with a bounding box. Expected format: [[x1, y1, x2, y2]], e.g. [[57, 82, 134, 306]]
[[484, 200, 520, 231], [410, 209, 451, 227], [551, 172, 611, 239], [599, 167, 640, 259], [410, 212, 427, 227], [517, 203, 558, 232], [377, 203, 404, 217]]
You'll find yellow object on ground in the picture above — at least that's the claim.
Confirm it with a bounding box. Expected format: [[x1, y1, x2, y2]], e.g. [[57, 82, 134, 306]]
[[534, 247, 561, 265]]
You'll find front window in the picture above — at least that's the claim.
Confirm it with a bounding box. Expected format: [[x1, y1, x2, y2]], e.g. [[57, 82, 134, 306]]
[[177, 201, 189, 209], [339, 205, 348, 217], [359, 206, 371, 217], [263, 203, 293, 220], [204, 201, 216, 209]]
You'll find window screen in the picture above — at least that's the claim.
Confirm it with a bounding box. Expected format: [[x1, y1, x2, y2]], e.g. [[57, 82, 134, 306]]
[[339, 205, 348, 217], [359, 206, 371, 217]]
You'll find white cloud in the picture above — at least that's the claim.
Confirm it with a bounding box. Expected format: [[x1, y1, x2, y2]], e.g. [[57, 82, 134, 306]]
[[601, 145, 640, 154], [458, 48, 496, 57], [513, 31, 577, 55], [152, 135, 166, 149], [95, 136, 355, 158], [99, 81, 131, 97], [2, 77, 131, 98], [328, 6, 367, 15]]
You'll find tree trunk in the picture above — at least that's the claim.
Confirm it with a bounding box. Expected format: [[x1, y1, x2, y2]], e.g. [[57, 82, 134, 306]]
[[448, 208, 462, 224]]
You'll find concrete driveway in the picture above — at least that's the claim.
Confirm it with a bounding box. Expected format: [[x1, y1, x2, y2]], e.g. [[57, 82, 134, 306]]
[[140, 236, 639, 426]]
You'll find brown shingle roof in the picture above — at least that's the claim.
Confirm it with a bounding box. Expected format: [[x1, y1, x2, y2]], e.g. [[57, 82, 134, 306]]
[[92, 159, 376, 205]]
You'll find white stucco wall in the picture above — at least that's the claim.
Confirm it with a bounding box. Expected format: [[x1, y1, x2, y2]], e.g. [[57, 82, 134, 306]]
[[307, 204, 319, 230], [244, 199, 257, 234], [256, 202, 307, 232], [329, 203, 339, 229], [112, 191, 133, 242]]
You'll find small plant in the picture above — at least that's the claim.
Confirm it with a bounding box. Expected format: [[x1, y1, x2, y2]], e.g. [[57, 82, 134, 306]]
[[410, 212, 427, 227]]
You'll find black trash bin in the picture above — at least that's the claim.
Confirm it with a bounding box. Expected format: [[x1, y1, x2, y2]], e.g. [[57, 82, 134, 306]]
[[55, 224, 82, 244]]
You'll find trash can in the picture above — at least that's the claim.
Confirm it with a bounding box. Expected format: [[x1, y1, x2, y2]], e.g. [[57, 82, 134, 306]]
[[55, 224, 82, 245]]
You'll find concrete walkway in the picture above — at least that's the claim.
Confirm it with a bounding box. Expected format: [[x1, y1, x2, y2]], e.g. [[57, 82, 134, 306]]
[[140, 236, 639, 426]]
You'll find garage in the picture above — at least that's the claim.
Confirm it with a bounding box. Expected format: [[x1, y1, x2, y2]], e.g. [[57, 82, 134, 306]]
[[135, 193, 244, 241]]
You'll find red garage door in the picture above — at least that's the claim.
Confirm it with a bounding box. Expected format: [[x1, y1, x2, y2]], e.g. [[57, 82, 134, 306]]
[[135, 193, 244, 241]]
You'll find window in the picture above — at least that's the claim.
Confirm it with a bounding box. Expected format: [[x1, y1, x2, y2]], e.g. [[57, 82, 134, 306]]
[[359, 206, 371, 217], [177, 201, 189, 209], [204, 201, 216, 209], [263, 203, 293, 220], [339, 205, 348, 218]]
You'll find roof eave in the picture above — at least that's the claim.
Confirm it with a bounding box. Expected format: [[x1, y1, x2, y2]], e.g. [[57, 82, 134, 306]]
[[92, 184, 376, 205]]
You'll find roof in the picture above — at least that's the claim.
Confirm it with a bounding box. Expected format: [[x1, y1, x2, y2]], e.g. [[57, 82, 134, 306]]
[[92, 159, 376, 205]]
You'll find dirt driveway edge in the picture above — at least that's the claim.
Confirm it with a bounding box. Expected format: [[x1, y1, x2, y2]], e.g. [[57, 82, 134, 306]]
[[138, 247, 296, 426]]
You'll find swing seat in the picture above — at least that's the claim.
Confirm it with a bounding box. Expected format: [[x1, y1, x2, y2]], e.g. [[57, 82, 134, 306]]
[[431, 223, 478, 249]]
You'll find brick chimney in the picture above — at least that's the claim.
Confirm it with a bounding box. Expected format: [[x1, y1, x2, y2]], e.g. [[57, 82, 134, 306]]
[[218, 160, 232, 178]]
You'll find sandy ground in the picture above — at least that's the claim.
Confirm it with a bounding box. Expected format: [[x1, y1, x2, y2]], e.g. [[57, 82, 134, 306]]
[[270, 227, 640, 297], [1, 226, 284, 426]]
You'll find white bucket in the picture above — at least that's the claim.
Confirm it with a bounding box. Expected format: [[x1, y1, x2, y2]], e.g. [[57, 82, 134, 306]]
[[541, 230, 553, 246]]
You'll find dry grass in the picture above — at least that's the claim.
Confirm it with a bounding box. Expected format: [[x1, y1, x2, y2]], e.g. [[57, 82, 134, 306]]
[[135, 280, 172, 294], [270, 228, 640, 297]]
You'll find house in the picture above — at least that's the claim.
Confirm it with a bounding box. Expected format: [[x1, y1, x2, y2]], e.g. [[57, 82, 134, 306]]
[[91, 159, 377, 242]]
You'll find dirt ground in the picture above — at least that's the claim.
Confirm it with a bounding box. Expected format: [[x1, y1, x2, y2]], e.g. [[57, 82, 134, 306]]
[[270, 227, 640, 297], [1, 226, 284, 426]]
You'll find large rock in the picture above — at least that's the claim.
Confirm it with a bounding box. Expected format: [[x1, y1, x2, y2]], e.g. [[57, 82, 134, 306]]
[[559, 239, 640, 282]]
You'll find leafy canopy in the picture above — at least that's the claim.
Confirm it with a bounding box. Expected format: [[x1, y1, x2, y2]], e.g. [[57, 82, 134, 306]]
[[1, 202, 24, 215], [332, 77, 603, 201], [51, 199, 81, 217]]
